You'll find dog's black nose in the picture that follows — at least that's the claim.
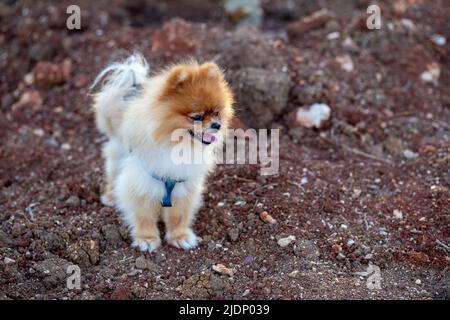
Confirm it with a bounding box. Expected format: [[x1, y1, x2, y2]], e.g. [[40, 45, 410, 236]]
[[210, 122, 221, 130]]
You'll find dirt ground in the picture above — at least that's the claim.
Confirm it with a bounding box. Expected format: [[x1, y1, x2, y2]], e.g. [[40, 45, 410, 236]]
[[0, 0, 449, 299]]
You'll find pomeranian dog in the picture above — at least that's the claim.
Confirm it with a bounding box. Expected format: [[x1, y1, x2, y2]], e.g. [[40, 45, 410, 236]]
[[91, 54, 234, 252]]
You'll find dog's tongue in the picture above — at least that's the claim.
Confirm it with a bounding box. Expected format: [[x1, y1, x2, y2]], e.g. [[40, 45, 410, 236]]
[[202, 132, 216, 144]]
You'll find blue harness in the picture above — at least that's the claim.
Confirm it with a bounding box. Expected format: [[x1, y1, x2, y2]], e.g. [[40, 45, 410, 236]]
[[128, 149, 184, 207], [151, 174, 185, 207]]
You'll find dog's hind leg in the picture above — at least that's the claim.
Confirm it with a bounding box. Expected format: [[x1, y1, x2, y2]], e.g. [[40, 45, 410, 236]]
[[101, 138, 126, 206]]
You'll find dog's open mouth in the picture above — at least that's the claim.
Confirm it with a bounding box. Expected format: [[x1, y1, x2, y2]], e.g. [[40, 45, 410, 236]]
[[188, 130, 216, 145]]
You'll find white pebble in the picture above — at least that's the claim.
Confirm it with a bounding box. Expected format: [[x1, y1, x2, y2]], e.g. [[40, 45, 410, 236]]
[[393, 209, 403, 219], [288, 270, 299, 278], [403, 150, 418, 159], [420, 62, 440, 84], [277, 235, 296, 247], [296, 103, 331, 129], [327, 32, 340, 40], [61, 143, 71, 150], [431, 34, 446, 46], [335, 54, 354, 72]]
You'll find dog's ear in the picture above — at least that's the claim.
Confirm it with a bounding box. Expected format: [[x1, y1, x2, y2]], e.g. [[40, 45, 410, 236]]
[[200, 62, 223, 80], [165, 66, 193, 91]]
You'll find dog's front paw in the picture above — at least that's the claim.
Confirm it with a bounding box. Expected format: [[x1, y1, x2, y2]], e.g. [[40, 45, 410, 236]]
[[132, 236, 161, 252], [165, 229, 198, 250]]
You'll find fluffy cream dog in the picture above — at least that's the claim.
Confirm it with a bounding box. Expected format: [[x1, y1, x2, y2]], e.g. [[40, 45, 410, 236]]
[[91, 54, 234, 252]]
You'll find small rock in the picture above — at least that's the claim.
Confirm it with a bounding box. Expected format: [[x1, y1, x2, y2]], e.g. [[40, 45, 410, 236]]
[[110, 286, 132, 300], [293, 240, 320, 260], [65, 195, 80, 207], [361, 245, 371, 255], [364, 253, 373, 260], [34, 257, 72, 288], [295, 103, 331, 129], [24, 73, 34, 85], [336, 253, 346, 260], [212, 263, 236, 277], [127, 269, 141, 277], [259, 211, 277, 224], [431, 34, 446, 46], [225, 0, 262, 27], [415, 279, 422, 285], [403, 149, 418, 159], [229, 67, 291, 128], [1, 93, 14, 109], [420, 62, 440, 84], [332, 243, 343, 253], [393, 209, 403, 220], [33, 58, 72, 89], [352, 189, 362, 198], [343, 37, 358, 51], [340, 223, 348, 231], [383, 136, 405, 155], [287, 9, 335, 40], [288, 270, 299, 278], [66, 240, 100, 267], [33, 128, 45, 137], [180, 271, 226, 299], [151, 18, 199, 55], [346, 239, 355, 248], [154, 252, 166, 264], [4, 257, 15, 265], [0, 230, 13, 247], [131, 284, 147, 299], [277, 235, 296, 247], [11, 90, 42, 111], [234, 200, 246, 206], [407, 251, 430, 264], [335, 54, 354, 72], [61, 143, 71, 151], [101, 224, 122, 245], [135, 256, 148, 270], [241, 256, 253, 265], [227, 228, 240, 242], [401, 18, 415, 29], [326, 32, 340, 40]]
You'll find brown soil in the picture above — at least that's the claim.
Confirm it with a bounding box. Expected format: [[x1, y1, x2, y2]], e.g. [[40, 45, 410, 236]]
[[0, 0, 449, 299]]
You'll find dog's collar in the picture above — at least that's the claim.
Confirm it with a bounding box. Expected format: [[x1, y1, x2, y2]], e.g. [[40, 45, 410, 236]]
[[150, 174, 185, 207]]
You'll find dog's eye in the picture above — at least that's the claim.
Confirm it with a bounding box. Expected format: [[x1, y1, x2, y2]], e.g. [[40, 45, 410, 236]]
[[191, 114, 203, 121]]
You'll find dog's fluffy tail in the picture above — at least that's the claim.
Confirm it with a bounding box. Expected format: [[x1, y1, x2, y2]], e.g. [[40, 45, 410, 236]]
[[91, 53, 149, 137]]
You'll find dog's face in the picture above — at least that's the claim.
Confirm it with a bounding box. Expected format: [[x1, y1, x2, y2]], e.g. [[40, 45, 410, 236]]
[[152, 62, 234, 146]]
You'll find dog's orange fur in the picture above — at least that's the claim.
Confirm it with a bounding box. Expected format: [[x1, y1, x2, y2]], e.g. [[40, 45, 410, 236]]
[[153, 62, 234, 144]]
